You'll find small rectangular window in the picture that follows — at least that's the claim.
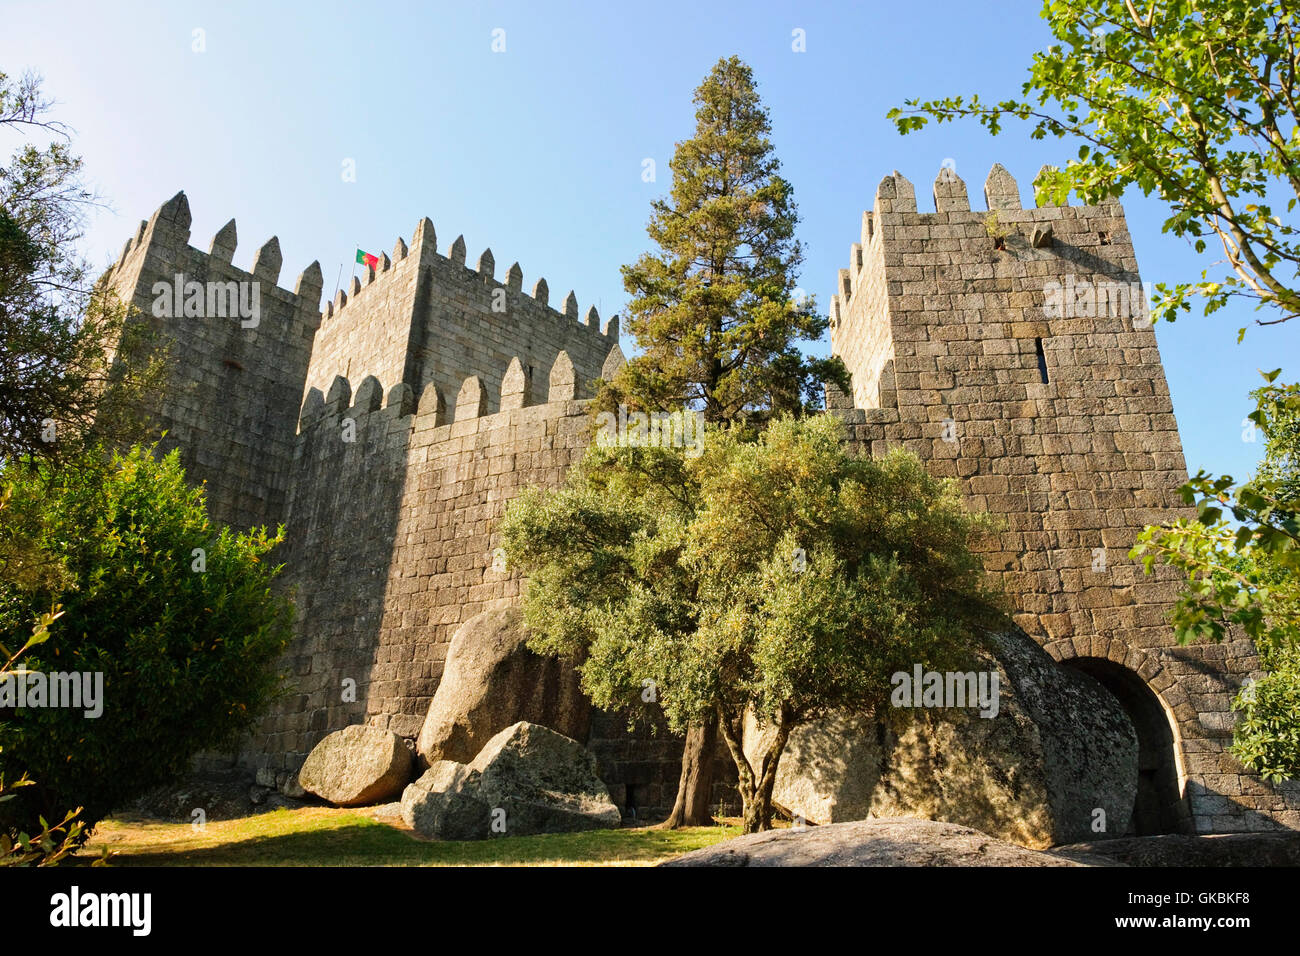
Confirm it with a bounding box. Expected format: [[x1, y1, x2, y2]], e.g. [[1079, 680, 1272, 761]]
[[1034, 337, 1049, 384]]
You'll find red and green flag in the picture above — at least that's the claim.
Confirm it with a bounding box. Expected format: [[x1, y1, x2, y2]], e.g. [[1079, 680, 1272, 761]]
[[356, 248, 379, 270]]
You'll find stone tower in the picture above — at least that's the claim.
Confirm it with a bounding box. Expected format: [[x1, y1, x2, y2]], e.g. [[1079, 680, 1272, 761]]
[[102, 192, 323, 531], [826, 164, 1299, 834]]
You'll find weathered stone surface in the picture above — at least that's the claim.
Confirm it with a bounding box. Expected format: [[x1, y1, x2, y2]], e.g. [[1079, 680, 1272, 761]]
[[400, 760, 491, 839], [133, 769, 308, 821], [401, 721, 619, 840], [1056, 831, 1300, 866], [297, 725, 413, 807], [663, 818, 1107, 867], [416, 608, 590, 766], [743, 627, 1139, 848]]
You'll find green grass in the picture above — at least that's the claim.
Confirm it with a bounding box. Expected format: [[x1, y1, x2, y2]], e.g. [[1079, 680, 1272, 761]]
[[82, 806, 741, 866]]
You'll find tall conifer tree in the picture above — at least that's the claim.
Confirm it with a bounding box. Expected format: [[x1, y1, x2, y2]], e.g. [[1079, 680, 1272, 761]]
[[602, 57, 846, 827], [605, 55, 845, 426]]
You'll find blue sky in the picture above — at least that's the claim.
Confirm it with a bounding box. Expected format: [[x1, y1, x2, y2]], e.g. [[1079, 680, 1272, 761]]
[[3, 0, 1296, 482]]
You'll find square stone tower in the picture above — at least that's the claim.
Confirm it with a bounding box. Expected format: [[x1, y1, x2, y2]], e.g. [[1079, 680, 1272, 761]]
[[101, 192, 323, 532], [828, 164, 1299, 834]]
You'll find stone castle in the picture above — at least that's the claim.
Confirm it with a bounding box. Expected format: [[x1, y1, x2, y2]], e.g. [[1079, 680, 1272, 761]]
[[101, 162, 1300, 837]]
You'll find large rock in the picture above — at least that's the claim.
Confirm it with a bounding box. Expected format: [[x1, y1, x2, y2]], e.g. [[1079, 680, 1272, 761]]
[[743, 628, 1139, 848], [662, 818, 1110, 867], [401, 721, 620, 840], [399, 760, 493, 840], [1057, 831, 1300, 867], [416, 607, 590, 765], [297, 725, 413, 807]]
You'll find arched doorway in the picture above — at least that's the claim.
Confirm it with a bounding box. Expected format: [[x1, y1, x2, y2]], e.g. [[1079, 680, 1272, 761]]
[[1061, 656, 1191, 836]]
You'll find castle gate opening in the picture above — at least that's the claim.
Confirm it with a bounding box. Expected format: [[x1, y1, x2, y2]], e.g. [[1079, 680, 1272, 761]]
[[1061, 656, 1190, 836]]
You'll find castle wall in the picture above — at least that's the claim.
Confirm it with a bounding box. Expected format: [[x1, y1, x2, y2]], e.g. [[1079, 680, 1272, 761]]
[[103, 193, 322, 532], [304, 222, 618, 422], [101, 180, 1299, 833], [830, 209, 894, 410], [303, 233, 428, 400], [101, 194, 687, 815], [246, 358, 697, 813], [829, 165, 1300, 833]]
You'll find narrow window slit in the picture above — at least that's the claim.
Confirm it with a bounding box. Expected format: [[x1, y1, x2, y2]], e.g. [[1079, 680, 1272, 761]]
[[1034, 337, 1049, 384]]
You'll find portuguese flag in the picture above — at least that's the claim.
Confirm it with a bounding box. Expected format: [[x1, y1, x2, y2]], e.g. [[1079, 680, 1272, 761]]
[[356, 248, 379, 270]]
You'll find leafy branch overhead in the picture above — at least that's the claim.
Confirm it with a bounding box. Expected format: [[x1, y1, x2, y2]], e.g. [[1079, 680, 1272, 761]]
[[889, 0, 1300, 337]]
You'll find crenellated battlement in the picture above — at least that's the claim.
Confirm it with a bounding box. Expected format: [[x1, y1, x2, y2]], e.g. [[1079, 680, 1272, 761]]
[[829, 163, 1140, 415], [105, 191, 325, 322], [830, 163, 1131, 331], [104, 190, 620, 441], [296, 348, 596, 437], [300, 213, 617, 431], [318, 215, 618, 341], [99, 191, 623, 535], [100, 192, 323, 532]]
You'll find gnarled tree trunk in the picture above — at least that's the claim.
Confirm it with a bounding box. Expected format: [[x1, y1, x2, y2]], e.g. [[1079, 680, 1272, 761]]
[[718, 704, 792, 834], [658, 719, 718, 828]]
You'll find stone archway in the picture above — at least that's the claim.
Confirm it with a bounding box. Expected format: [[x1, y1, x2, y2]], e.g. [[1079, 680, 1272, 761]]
[[1060, 656, 1191, 835]]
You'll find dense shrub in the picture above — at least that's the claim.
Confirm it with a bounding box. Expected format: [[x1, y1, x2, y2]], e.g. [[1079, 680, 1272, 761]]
[[0, 444, 293, 840]]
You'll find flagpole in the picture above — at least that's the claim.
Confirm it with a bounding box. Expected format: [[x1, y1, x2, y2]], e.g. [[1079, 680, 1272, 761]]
[[331, 262, 343, 303]]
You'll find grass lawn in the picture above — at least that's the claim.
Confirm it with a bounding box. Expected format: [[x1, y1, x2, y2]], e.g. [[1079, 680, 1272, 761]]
[[80, 806, 742, 866]]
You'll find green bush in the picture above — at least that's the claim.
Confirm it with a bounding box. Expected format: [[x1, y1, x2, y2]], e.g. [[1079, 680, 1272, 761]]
[[0, 444, 293, 841]]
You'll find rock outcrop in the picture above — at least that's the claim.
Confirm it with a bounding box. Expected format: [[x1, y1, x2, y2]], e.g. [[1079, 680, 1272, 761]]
[[297, 725, 413, 807], [1056, 831, 1300, 867], [416, 608, 590, 766], [743, 627, 1139, 848], [402, 721, 620, 840], [663, 818, 1108, 867]]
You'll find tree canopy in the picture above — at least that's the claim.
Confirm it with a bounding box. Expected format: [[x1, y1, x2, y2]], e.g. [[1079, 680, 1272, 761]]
[[0, 70, 164, 464], [0, 445, 294, 840], [502, 415, 1003, 831]]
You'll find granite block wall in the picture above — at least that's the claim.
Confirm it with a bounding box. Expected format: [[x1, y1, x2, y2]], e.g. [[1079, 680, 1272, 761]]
[[828, 164, 1300, 833]]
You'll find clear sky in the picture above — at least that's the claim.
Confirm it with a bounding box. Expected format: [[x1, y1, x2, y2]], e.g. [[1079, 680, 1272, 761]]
[[3, 0, 1296, 483]]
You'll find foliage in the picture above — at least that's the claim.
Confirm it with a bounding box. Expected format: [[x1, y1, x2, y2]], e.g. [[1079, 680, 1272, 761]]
[[1132, 371, 1300, 778], [0, 604, 88, 866], [0, 444, 294, 842], [889, 0, 1300, 337], [501, 415, 1004, 831], [984, 211, 1008, 240], [0, 69, 166, 463], [599, 55, 849, 827], [607, 56, 847, 426]]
